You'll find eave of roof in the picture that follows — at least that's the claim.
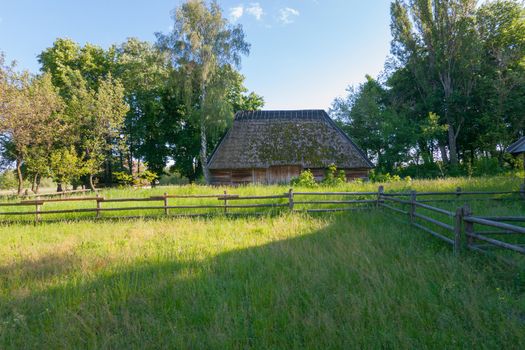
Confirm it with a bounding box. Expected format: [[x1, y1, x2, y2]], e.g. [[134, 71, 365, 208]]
[[507, 136, 525, 155]]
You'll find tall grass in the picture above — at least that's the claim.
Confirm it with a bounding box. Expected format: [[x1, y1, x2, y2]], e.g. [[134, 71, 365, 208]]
[[0, 176, 524, 348]]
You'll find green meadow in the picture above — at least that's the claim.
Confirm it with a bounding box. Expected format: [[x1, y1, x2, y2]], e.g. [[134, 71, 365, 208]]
[[0, 176, 524, 348]]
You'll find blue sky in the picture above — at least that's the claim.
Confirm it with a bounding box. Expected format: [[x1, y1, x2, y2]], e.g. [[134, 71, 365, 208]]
[[0, 0, 392, 110]]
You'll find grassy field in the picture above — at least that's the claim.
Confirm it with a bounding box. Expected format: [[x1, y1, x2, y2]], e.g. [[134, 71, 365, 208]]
[[0, 176, 524, 348]]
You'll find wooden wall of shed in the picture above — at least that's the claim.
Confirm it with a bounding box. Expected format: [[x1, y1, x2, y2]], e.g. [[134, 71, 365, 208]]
[[210, 167, 370, 185]]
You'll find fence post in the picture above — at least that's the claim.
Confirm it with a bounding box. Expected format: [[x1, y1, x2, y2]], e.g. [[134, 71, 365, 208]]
[[377, 185, 384, 208], [224, 190, 228, 214], [35, 196, 41, 225], [96, 194, 101, 219], [463, 204, 474, 247], [453, 207, 463, 256], [409, 190, 416, 224], [164, 192, 168, 216], [288, 188, 294, 211], [456, 186, 462, 200]]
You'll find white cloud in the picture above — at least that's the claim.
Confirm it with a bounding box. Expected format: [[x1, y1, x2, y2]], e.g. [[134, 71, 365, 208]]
[[246, 3, 264, 21], [279, 7, 299, 24], [229, 5, 244, 22]]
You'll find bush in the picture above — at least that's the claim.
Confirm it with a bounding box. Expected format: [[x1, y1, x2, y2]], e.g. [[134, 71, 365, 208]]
[[291, 169, 317, 187], [136, 170, 159, 186], [472, 158, 503, 177], [322, 164, 346, 186], [0, 170, 18, 190], [114, 170, 159, 187], [113, 171, 134, 187]]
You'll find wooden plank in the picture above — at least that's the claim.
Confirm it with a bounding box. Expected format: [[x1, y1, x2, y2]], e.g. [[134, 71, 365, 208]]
[[475, 230, 523, 235], [454, 207, 463, 256], [296, 207, 372, 213], [218, 195, 286, 200], [466, 232, 525, 255], [412, 222, 454, 245], [19, 200, 45, 205], [0, 211, 42, 216], [294, 200, 377, 204], [414, 212, 454, 231], [464, 216, 525, 234], [477, 216, 525, 222], [0, 202, 42, 207], [163, 194, 226, 198], [386, 190, 521, 196], [293, 191, 378, 196], [100, 198, 164, 203], [413, 202, 454, 217], [35, 197, 99, 203], [382, 196, 410, 204], [379, 203, 408, 215]]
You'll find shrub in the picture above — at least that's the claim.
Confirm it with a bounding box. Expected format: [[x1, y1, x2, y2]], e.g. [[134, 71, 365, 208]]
[[136, 170, 159, 186], [0, 170, 18, 190], [291, 169, 317, 187], [113, 171, 134, 187], [113, 170, 159, 187], [322, 164, 346, 186]]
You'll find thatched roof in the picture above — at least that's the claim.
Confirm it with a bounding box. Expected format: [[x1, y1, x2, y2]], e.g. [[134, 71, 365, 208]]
[[208, 110, 373, 170], [507, 136, 525, 155]]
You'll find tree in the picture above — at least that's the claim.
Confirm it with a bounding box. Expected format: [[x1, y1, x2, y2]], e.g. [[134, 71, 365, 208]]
[[156, 0, 250, 183], [475, 0, 525, 159], [331, 75, 414, 172], [390, 0, 480, 166], [65, 71, 128, 190], [0, 62, 64, 194], [113, 38, 171, 176]]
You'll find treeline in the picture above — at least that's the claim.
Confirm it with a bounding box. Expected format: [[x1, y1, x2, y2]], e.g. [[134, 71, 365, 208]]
[[0, 0, 263, 194], [331, 0, 525, 178]]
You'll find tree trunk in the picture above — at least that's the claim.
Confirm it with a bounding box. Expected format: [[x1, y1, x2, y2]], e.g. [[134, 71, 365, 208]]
[[56, 182, 63, 192], [88, 174, 96, 191], [200, 121, 210, 184], [35, 174, 41, 194], [16, 158, 23, 196], [439, 143, 449, 164], [31, 173, 38, 193], [447, 122, 458, 166], [199, 80, 211, 184]]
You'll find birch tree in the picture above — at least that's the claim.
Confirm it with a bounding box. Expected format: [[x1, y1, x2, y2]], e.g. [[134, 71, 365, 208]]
[[156, 0, 250, 183]]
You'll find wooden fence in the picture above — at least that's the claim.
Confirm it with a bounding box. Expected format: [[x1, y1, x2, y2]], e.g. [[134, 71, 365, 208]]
[[0, 189, 381, 224], [378, 186, 525, 263], [0, 185, 523, 263]]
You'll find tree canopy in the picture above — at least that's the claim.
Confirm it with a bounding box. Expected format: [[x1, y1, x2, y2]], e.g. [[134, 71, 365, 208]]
[[332, 0, 525, 178]]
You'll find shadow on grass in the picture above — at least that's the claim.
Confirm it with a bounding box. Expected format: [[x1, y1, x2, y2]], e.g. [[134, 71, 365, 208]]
[[0, 213, 524, 349]]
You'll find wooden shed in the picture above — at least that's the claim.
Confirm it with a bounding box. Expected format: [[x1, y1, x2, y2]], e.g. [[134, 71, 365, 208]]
[[507, 136, 525, 179], [207, 110, 374, 185]]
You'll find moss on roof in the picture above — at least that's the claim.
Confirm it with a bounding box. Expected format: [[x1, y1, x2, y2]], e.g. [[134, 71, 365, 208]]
[[207, 110, 373, 170]]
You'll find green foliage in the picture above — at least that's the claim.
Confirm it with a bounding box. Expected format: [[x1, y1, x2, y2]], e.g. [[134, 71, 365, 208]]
[[291, 169, 318, 187], [113, 169, 159, 187], [322, 164, 347, 186], [137, 170, 159, 186], [113, 171, 134, 187], [156, 0, 252, 182], [472, 157, 503, 177], [0, 170, 18, 190], [333, 0, 525, 178], [49, 147, 87, 188]]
